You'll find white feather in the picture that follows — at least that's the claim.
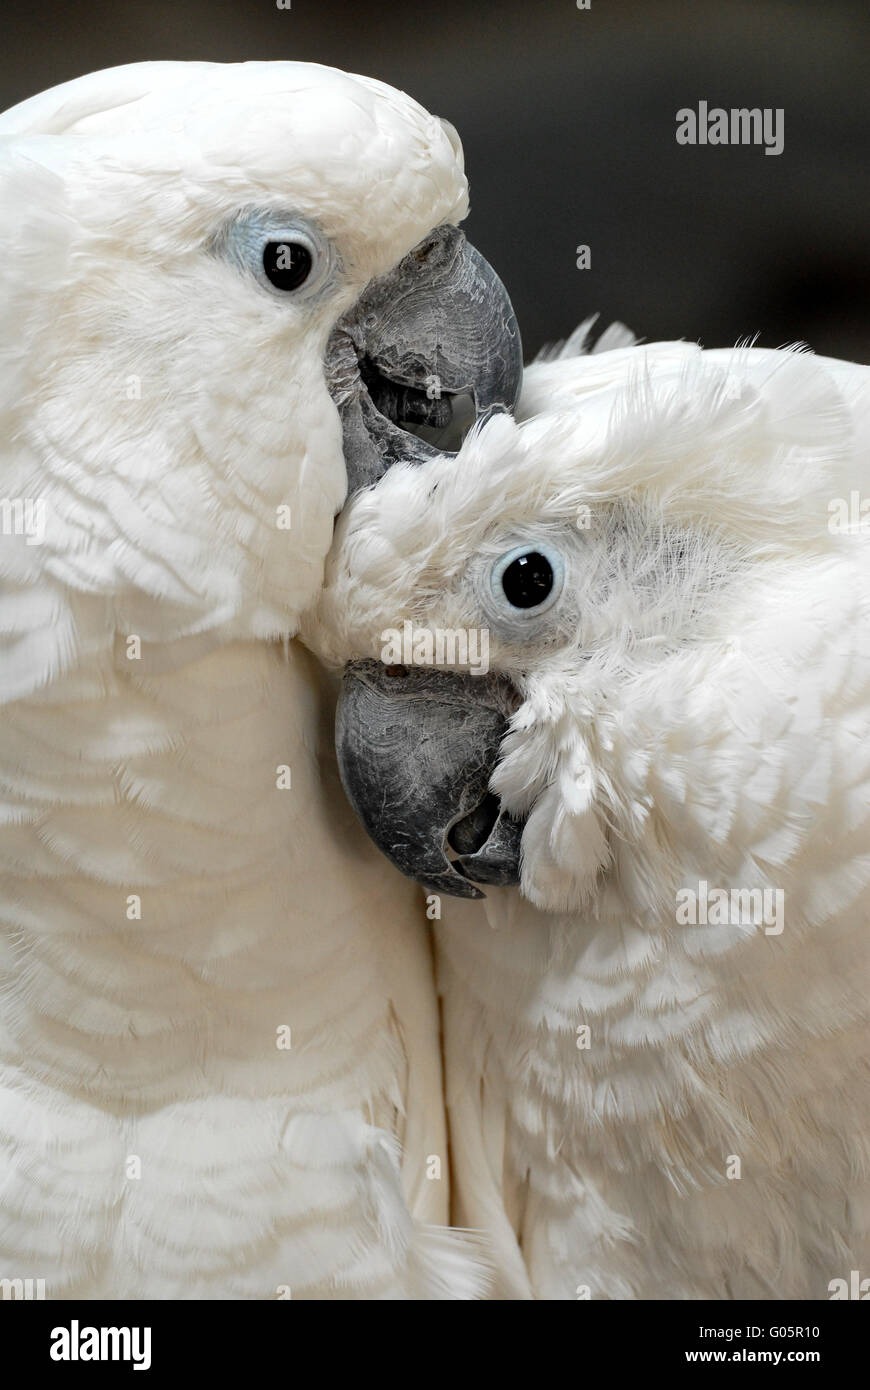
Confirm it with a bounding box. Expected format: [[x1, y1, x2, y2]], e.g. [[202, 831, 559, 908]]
[[311, 336, 870, 1299], [0, 61, 487, 1299]]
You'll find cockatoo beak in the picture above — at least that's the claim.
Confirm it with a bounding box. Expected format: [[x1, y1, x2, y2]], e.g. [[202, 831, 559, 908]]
[[335, 659, 523, 899], [325, 224, 522, 492]]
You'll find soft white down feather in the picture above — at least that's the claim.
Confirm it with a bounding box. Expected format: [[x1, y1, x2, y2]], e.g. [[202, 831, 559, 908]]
[[309, 337, 870, 1298], [0, 61, 488, 1299]]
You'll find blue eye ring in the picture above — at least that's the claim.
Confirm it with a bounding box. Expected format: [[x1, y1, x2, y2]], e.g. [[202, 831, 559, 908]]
[[489, 542, 565, 620], [211, 209, 336, 300]]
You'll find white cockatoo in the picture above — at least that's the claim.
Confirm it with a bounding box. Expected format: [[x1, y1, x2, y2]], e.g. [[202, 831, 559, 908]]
[[308, 334, 870, 1299], [0, 61, 522, 1298]]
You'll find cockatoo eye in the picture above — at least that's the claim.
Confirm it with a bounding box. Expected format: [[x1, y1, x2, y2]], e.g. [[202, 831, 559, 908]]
[[262, 240, 313, 291], [500, 551, 554, 608], [212, 210, 334, 299], [489, 543, 565, 619]]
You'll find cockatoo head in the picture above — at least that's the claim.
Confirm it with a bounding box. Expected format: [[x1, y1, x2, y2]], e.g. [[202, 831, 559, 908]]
[[306, 346, 858, 912], [0, 61, 520, 640]]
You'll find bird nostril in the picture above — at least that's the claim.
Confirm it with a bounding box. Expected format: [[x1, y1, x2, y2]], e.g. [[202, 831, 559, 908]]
[[384, 664, 408, 677], [448, 793, 501, 857]]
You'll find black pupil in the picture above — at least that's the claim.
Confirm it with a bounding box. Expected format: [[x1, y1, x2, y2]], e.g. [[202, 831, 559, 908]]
[[501, 552, 554, 609], [263, 241, 312, 291]]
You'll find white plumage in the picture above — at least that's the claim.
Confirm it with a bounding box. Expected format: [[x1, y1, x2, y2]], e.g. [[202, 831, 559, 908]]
[[311, 336, 870, 1298], [0, 61, 488, 1299]]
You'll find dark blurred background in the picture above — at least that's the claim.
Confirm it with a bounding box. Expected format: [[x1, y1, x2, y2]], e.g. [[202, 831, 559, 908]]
[[4, 0, 869, 361]]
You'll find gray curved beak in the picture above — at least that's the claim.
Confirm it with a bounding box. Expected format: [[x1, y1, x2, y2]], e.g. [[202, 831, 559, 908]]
[[326, 224, 523, 492], [335, 660, 523, 899]]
